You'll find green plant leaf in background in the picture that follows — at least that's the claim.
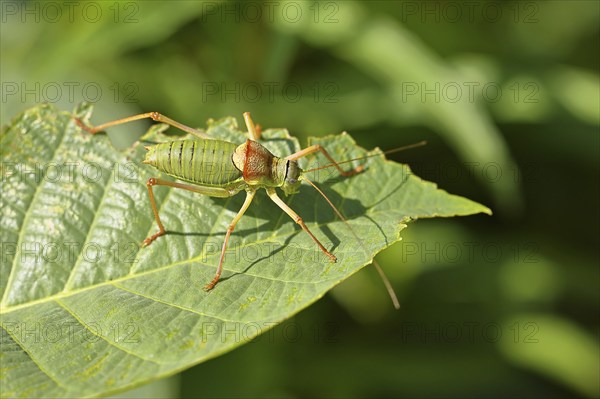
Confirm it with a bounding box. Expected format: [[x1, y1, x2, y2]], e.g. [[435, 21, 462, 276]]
[[271, 1, 520, 213], [0, 104, 490, 398]]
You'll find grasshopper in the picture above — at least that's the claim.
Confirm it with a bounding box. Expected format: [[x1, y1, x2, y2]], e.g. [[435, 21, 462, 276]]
[[76, 111, 422, 305]]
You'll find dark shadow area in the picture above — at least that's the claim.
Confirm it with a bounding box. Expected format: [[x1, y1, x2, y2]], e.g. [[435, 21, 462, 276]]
[[220, 232, 299, 284]]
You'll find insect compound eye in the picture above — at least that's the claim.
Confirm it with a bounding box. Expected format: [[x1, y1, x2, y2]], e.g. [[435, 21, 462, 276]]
[[288, 178, 297, 184]]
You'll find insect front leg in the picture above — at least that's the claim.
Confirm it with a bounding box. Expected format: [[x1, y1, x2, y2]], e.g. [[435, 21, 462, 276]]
[[75, 112, 210, 139], [285, 145, 364, 176], [265, 188, 337, 263], [142, 178, 234, 246]]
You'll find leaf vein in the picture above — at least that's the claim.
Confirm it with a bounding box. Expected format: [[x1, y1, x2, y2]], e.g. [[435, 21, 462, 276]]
[[63, 167, 117, 291], [0, 321, 67, 391], [1, 115, 70, 306], [55, 298, 167, 365], [112, 283, 243, 323]]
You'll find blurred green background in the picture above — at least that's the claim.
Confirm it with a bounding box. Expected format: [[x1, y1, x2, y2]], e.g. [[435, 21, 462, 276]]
[[2, 1, 598, 398]]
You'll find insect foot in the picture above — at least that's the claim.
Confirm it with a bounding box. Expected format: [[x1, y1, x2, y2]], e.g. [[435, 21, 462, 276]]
[[73, 117, 95, 134], [203, 278, 219, 292], [142, 232, 163, 247], [352, 165, 365, 175]]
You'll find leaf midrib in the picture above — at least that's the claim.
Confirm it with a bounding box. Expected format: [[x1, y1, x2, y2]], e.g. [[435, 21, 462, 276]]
[[0, 202, 402, 315], [0, 120, 407, 314]]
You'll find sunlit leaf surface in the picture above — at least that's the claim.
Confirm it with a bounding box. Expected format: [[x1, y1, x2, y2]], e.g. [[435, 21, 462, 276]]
[[0, 104, 490, 398]]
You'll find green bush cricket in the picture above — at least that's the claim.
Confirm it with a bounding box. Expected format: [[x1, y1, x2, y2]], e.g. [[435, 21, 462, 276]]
[[75, 111, 424, 306]]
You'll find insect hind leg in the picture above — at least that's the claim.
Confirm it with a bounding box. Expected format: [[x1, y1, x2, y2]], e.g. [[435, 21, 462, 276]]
[[74, 112, 209, 139], [142, 178, 234, 247], [143, 178, 167, 246]]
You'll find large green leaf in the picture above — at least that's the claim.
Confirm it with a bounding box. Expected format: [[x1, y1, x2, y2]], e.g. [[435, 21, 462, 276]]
[[0, 104, 490, 398]]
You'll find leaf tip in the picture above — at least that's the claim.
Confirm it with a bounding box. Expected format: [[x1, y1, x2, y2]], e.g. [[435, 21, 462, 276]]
[[72, 101, 94, 122]]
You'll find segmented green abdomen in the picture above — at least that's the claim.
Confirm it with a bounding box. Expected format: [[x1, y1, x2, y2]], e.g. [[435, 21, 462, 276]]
[[145, 139, 242, 186]]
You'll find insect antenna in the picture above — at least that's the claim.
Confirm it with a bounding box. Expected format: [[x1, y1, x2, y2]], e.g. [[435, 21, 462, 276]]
[[303, 177, 401, 309], [304, 140, 427, 174]]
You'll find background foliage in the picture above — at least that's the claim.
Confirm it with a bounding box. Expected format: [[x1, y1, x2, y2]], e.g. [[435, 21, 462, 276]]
[[1, 1, 598, 398]]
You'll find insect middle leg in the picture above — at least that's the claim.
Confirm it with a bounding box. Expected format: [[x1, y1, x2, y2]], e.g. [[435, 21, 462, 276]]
[[285, 145, 364, 176], [142, 177, 254, 291], [266, 188, 337, 263], [204, 189, 257, 291], [243, 112, 262, 141], [75, 112, 209, 139]]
